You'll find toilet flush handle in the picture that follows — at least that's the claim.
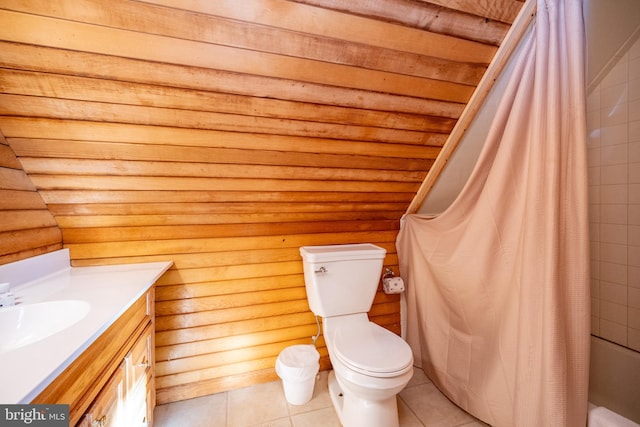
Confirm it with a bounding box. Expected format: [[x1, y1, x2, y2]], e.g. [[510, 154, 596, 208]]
[[314, 266, 327, 274]]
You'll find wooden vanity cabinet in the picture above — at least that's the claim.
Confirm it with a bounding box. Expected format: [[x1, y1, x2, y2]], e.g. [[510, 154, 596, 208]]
[[32, 288, 156, 427], [76, 361, 125, 427], [78, 324, 153, 427]]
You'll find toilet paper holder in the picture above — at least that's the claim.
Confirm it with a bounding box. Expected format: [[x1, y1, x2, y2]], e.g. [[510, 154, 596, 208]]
[[381, 268, 405, 294], [383, 267, 395, 279]]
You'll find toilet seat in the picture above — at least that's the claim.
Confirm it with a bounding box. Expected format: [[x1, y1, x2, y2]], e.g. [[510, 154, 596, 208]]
[[333, 321, 413, 378]]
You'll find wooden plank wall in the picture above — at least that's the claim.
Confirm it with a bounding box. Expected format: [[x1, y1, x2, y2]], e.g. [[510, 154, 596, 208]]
[[0, 130, 62, 265], [0, 0, 523, 403]]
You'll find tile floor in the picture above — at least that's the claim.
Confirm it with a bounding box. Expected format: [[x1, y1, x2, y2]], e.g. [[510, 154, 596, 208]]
[[154, 367, 489, 427]]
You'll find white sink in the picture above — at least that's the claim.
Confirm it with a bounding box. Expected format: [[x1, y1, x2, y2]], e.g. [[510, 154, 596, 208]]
[[0, 300, 91, 354]]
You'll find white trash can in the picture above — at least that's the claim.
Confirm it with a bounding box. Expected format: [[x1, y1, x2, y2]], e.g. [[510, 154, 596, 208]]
[[275, 344, 320, 405]]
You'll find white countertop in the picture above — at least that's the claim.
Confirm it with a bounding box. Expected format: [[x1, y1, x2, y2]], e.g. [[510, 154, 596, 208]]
[[0, 249, 172, 403]]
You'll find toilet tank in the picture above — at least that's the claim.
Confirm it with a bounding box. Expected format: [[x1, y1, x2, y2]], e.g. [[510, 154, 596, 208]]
[[299, 244, 386, 317]]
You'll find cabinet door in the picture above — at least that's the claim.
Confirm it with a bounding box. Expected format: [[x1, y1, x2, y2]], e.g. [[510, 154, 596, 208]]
[[75, 290, 155, 427], [126, 324, 152, 392], [77, 362, 125, 427], [125, 324, 153, 427]]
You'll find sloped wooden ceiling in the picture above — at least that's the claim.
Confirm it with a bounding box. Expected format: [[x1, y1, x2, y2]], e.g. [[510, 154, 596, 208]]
[[0, 0, 525, 403]]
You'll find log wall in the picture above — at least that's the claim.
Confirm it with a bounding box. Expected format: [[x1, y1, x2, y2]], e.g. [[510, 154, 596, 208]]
[[0, 0, 524, 403], [0, 131, 62, 265]]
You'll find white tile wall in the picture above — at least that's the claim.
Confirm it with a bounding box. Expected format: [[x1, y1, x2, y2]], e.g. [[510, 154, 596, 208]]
[[589, 36, 640, 351]]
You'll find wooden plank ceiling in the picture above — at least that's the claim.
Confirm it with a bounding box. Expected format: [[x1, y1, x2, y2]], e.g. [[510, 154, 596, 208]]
[[0, 0, 525, 403]]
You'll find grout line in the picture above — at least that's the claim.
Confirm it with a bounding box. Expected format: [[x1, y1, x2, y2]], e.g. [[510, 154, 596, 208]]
[[397, 393, 426, 427]]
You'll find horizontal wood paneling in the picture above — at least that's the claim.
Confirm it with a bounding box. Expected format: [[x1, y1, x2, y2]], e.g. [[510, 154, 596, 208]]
[[18, 159, 426, 183], [0, 94, 451, 143], [0, 0, 524, 403], [1, 70, 450, 131], [39, 191, 412, 205], [2, 119, 445, 156], [156, 323, 321, 362], [420, 0, 522, 23], [60, 223, 400, 243], [155, 301, 314, 339], [2, 0, 492, 74], [0, 42, 463, 117], [63, 232, 399, 259], [139, 0, 497, 62], [0, 132, 62, 264], [0, 210, 58, 232], [26, 176, 418, 193], [0, 10, 474, 102], [294, 0, 512, 45]]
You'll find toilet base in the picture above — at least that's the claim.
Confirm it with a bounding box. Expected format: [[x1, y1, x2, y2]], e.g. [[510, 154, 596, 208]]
[[328, 371, 345, 420], [328, 370, 400, 427]]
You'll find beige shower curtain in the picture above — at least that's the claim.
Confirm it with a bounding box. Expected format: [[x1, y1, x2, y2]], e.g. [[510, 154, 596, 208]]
[[396, 0, 590, 426]]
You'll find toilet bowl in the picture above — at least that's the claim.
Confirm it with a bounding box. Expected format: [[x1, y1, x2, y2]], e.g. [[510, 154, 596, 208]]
[[324, 314, 413, 427], [300, 244, 414, 427]]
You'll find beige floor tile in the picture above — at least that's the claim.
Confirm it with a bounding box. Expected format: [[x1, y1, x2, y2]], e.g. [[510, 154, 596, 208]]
[[250, 417, 293, 427], [406, 366, 432, 388], [154, 392, 227, 427], [228, 380, 291, 426], [398, 396, 424, 427], [153, 367, 489, 427], [291, 407, 342, 427], [399, 382, 474, 427]]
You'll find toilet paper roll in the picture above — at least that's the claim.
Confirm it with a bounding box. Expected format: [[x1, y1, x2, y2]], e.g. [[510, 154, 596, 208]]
[[382, 277, 405, 294]]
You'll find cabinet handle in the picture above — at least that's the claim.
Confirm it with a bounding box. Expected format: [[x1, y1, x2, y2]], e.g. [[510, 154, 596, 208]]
[[92, 415, 107, 427], [135, 357, 149, 368]]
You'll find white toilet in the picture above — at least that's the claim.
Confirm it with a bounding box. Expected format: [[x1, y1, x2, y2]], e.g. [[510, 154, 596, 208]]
[[300, 243, 414, 427]]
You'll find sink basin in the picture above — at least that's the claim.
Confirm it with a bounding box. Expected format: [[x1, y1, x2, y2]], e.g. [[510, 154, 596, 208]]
[[0, 300, 91, 354]]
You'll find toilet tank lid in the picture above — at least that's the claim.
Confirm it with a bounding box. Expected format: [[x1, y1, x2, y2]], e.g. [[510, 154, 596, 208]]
[[300, 244, 386, 262]]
